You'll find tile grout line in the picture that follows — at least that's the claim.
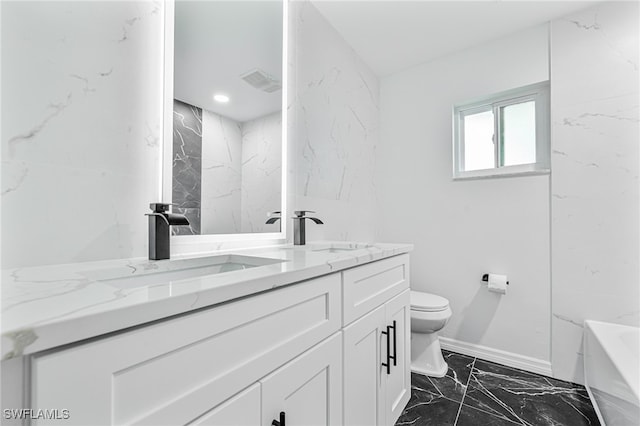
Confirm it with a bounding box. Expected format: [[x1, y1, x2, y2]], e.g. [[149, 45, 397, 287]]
[[453, 355, 477, 425]]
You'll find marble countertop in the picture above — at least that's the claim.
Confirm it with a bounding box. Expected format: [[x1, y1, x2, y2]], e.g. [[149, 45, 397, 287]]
[[1, 241, 412, 360]]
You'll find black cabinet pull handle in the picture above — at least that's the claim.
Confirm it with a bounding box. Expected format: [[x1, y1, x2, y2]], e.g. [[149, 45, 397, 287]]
[[272, 411, 285, 426], [390, 320, 397, 366], [381, 326, 391, 375]]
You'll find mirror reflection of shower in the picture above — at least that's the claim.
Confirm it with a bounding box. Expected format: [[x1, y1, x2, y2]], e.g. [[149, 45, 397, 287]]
[[171, 0, 283, 235]]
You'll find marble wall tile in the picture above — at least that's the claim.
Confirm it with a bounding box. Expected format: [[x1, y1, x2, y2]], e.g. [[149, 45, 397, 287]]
[[1, 1, 163, 268], [1, 0, 376, 266], [288, 1, 379, 242], [240, 111, 282, 233], [172, 99, 202, 235], [171, 104, 282, 235], [170, 102, 283, 236], [550, 1, 639, 384], [200, 109, 242, 234]]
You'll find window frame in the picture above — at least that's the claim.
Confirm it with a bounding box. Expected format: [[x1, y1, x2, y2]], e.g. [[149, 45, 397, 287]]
[[453, 81, 550, 180]]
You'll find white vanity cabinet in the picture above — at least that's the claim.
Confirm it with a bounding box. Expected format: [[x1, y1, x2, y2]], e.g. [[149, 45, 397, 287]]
[[31, 274, 342, 426], [343, 254, 411, 426], [26, 254, 411, 426]]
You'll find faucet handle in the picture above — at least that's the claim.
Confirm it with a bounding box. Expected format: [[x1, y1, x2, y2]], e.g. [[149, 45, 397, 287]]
[[293, 210, 316, 217], [266, 211, 282, 225], [149, 203, 178, 213], [145, 212, 170, 225], [291, 216, 323, 224]]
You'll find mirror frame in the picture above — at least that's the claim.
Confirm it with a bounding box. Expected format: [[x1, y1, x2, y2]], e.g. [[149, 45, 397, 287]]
[[161, 0, 288, 254]]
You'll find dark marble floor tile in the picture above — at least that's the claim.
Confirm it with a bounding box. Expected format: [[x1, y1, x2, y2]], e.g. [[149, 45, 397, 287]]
[[441, 351, 476, 401], [456, 404, 521, 426], [411, 351, 475, 403], [464, 359, 600, 426], [396, 389, 460, 426]]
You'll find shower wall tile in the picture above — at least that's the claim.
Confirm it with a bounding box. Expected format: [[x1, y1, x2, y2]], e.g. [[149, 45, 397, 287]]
[[200, 109, 242, 235], [289, 1, 379, 242], [550, 1, 639, 384], [1, 1, 163, 268], [171, 103, 282, 236], [241, 112, 282, 233], [172, 99, 202, 235]]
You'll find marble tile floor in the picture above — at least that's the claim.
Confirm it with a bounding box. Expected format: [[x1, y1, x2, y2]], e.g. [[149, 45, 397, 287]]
[[396, 350, 600, 426]]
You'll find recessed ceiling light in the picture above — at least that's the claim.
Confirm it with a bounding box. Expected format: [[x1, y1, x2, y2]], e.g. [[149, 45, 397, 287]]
[[214, 94, 229, 103]]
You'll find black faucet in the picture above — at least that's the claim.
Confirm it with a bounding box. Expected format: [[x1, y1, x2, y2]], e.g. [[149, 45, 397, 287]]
[[146, 203, 190, 260], [266, 211, 282, 231], [292, 210, 323, 245]]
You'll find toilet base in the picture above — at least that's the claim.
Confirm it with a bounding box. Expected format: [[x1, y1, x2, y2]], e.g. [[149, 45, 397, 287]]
[[411, 331, 448, 378], [411, 362, 448, 378]]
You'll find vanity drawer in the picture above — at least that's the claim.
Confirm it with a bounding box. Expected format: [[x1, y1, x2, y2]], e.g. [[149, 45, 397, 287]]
[[342, 254, 410, 325], [31, 273, 341, 426]]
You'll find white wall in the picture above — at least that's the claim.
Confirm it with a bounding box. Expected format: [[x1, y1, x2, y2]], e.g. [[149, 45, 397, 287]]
[[288, 1, 379, 242], [1, 1, 163, 268], [550, 1, 639, 384], [378, 25, 552, 369]]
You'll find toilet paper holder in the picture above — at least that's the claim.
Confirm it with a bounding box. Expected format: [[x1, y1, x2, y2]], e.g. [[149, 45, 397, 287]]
[[482, 274, 509, 285]]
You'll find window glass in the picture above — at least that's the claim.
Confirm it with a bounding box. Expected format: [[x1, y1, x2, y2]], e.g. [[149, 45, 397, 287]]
[[501, 101, 536, 166], [453, 81, 549, 179], [463, 110, 494, 171]]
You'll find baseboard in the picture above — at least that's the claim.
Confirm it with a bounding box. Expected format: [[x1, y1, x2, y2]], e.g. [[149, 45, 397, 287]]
[[439, 337, 553, 377]]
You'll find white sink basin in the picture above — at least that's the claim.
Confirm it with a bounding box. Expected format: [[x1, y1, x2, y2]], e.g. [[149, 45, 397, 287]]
[[81, 255, 284, 288]]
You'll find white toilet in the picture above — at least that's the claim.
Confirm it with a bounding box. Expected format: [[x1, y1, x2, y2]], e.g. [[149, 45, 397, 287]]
[[410, 290, 452, 377]]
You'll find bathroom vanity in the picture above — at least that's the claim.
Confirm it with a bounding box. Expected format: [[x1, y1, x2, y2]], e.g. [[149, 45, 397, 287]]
[[1, 243, 412, 426]]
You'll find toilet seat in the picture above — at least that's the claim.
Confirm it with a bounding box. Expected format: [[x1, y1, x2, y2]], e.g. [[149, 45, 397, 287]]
[[410, 290, 450, 312]]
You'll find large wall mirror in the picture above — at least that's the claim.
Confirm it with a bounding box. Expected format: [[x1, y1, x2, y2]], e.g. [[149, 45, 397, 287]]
[[163, 0, 286, 240]]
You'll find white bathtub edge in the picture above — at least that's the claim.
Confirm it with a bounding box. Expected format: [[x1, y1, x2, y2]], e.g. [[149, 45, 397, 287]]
[[584, 320, 640, 402], [584, 319, 640, 426], [584, 376, 608, 426]]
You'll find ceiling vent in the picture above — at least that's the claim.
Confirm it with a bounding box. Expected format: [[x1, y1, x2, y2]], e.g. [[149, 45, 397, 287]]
[[240, 68, 282, 93]]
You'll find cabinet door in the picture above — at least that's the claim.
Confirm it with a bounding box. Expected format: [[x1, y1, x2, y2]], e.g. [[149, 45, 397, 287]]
[[261, 333, 342, 426], [343, 306, 386, 426], [187, 383, 260, 426], [383, 290, 411, 425]]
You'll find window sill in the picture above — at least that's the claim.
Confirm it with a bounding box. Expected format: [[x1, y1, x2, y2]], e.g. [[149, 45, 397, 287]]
[[453, 164, 550, 181]]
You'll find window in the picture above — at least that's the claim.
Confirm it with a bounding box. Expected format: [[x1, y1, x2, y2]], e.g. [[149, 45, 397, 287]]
[[453, 82, 550, 179]]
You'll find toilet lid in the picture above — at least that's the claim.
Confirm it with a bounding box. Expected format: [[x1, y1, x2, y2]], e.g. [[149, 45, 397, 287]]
[[410, 290, 450, 312]]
